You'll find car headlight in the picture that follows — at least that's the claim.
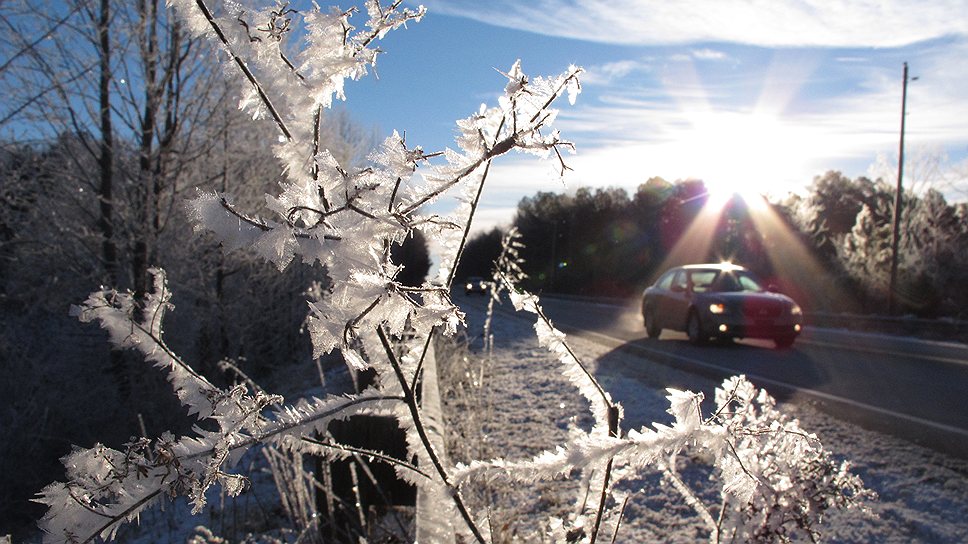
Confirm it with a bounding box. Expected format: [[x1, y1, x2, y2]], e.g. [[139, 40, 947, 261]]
[[708, 303, 726, 315], [465, 283, 473, 290], [790, 303, 802, 316]]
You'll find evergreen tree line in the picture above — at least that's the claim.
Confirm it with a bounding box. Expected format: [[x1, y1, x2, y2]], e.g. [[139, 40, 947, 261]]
[[458, 172, 968, 318]]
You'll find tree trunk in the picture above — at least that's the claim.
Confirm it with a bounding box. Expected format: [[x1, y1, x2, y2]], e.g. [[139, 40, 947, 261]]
[[97, 0, 116, 286], [97, 0, 129, 400], [132, 0, 160, 301]]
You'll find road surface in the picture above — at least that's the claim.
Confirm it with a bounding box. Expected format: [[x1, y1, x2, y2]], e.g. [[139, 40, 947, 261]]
[[514, 295, 968, 458]]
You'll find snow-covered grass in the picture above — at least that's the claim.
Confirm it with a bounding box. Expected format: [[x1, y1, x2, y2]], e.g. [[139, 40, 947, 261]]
[[441, 295, 968, 542], [32, 290, 968, 543], [112, 354, 414, 544]]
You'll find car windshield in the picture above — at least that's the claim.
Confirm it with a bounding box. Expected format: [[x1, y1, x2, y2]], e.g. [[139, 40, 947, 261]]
[[708, 270, 765, 293]]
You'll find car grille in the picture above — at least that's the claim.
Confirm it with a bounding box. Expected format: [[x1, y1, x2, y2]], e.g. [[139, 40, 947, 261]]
[[741, 300, 783, 319]]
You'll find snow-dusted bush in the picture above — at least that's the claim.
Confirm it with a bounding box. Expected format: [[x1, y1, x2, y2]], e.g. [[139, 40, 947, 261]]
[[35, 2, 869, 543]]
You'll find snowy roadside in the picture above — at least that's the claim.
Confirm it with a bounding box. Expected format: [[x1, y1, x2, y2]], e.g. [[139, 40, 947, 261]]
[[442, 295, 968, 543], [54, 293, 968, 544]]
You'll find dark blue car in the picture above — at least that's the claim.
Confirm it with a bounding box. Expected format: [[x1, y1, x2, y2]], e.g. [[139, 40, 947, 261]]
[[641, 263, 803, 348]]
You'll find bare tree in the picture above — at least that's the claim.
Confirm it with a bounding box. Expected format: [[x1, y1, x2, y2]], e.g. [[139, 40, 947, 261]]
[[1, 1, 217, 290]]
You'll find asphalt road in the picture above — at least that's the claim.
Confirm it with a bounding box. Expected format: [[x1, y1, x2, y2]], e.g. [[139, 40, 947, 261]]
[[531, 295, 968, 458]]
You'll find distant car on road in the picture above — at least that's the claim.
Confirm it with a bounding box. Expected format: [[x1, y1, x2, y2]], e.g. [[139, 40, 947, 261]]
[[641, 263, 803, 348], [464, 276, 488, 296]]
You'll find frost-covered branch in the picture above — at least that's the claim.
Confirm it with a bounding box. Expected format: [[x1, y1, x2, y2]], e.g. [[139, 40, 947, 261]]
[[39, 1, 871, 542], [453, 377, 872, 541], [501, 276, 614, 433], [41, 271, 410, 544], [483, 227, 526, 354], [176, 0, 293, 140], [68, 268, 220, 418], [496, 273, 620, 542], [297, 435, 431, 480]]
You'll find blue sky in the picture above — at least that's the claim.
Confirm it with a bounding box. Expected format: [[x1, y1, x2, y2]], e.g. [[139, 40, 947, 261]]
[[341, 1, 968, 234]]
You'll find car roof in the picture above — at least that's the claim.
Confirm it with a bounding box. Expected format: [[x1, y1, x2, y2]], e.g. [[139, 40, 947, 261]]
[[677, 263, 748, 272]]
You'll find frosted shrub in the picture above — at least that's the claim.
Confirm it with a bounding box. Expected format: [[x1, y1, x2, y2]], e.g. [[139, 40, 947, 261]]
[[35, 2, 869, 543], [483, 227, 526, 355], [707, 377, 873, 542]]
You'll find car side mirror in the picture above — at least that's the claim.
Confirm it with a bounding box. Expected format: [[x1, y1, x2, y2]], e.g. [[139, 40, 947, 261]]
[[671, 284, 685, 293]]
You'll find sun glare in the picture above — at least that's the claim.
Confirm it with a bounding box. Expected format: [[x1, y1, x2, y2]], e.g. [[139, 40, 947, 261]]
[[683, 111, 808, 204], [652, 180, 851, 313]]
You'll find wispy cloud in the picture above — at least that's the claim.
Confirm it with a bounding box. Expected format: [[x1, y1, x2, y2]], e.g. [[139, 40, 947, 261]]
[[468, 37, 968, 210], [835, 57, 871, 64], [406, 0, 968, 233], [691, 48, 729, 61], [417, 1, 967, 47], [581, 59, 653, 86]]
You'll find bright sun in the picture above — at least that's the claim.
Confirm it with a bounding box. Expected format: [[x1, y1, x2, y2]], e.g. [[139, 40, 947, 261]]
[[681, 111, 810, 204]]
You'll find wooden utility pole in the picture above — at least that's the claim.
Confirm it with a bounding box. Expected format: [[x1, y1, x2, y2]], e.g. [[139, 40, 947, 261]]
[[888, 62, 912, 315]]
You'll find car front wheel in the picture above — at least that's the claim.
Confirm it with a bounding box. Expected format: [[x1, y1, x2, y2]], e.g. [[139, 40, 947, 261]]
[[686, 311, 706, 345], [774, 335, 796, 349], [644, 308, 661, 338]]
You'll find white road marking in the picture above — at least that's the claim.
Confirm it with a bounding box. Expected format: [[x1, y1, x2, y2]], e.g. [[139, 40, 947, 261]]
[[796, 337, 968, 366], [572, 327, 968, 440]]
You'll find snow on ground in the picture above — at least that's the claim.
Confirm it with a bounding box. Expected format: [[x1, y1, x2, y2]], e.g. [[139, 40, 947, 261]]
[[42, 293, 968, 543], [443, 295, 968, 543]]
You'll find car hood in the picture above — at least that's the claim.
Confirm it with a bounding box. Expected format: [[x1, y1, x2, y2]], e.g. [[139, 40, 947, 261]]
[[701, 291, 798, 317], [704, 291, 794, 304]]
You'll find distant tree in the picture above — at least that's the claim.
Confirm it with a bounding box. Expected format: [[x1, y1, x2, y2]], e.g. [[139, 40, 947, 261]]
[[840, 194, 900, 308], [1, 0, 214, 295], [778, 172, 890, 312], [892, 189, 968, 315], [513, 191, 572, 290], [625, 177, 673, 281], [790, 173, 968, 316], [810, 172, 867, 233], [713, 196, 772, 273], [633, 176, 673, 206], [561, 186, 632, 295], [655, 178, 708, 250], [512, 180, 709, 296], [391, 229, 432, 287], [791, 172, 886, 262], [455, 227, 504, 280]]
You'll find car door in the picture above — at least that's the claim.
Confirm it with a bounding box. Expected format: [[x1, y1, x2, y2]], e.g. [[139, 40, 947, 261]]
[[646, 270, 675, 328], [663, 269, 692, 330]]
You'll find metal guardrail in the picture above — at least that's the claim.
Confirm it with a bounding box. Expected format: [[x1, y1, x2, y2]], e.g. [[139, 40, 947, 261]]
[[415, 339, 456, 543], [805, 312, 968, 343]]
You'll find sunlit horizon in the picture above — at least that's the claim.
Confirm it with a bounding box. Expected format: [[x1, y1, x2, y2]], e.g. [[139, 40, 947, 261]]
[[339, 1, 968, 241], [644, 189, 856, 311]]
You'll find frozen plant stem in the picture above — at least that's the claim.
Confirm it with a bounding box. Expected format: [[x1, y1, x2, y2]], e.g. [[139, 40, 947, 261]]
[[589, 405, 620, 544], [609, 495, 630, 544], [499, 272, 622, 542], [661, 456, 717, 530], [410, 160, 492, 393], [530, 297, 612, 410], [299, 436, 431, 480], [190, 0, 292, 141]]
